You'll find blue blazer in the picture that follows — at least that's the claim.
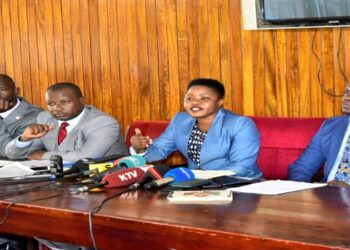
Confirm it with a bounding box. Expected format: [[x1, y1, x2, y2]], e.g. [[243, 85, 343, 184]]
[[288, 115, 349, 182], [144, 108, 262, 179]]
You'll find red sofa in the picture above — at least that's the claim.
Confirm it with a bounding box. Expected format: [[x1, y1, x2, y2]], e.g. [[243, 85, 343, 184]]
[[126, 117, 326, 180]]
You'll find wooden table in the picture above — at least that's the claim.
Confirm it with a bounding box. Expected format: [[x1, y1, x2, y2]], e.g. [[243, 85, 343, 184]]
[[0, 180, 349, 250]]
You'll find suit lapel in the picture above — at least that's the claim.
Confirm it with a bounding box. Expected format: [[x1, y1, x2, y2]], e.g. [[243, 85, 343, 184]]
[[328, 116, 349, 167], [200, 109, 225, 165], [177, 116, 195, 155], [48, 120, 60, 150]]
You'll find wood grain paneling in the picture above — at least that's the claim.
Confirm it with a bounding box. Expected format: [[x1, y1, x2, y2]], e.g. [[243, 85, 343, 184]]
[[0, 0, 349, 134]]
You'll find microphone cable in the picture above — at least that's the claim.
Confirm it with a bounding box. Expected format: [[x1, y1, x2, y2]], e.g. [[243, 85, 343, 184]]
[[88, 187, 133, 250]]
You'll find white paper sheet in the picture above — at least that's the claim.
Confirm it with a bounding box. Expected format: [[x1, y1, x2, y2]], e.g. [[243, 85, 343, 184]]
[[0, 159, 51, 168], [0, 160, 15, 166], [0, 162, 35, 178], [228, 180, 327, 195]]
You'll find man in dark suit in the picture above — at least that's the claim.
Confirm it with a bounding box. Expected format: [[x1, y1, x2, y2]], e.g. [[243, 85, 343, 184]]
[[5, 82, 128, 162], [288, 84, 350, 186], [0, 74, 42, 158]]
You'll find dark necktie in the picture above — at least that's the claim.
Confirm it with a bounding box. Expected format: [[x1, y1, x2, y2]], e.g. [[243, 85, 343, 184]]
[[57, 122, 69, 145]]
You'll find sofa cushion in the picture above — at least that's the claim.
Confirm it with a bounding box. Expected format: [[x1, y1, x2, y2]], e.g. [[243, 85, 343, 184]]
[[251, 117, 325, 179]]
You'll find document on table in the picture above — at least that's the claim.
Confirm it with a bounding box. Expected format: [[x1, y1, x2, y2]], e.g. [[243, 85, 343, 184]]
[[0, 160, 53, 178], [228, 180, 327, 195], [0, 159, 50, 168], [0, 162, 35, 178]]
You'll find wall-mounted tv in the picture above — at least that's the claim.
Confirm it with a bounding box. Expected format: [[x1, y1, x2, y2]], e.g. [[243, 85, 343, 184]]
[[260, 0, 350, 26]]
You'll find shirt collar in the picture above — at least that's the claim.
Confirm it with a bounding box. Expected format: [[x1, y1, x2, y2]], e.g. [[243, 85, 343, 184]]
[[57, 108, 85, 128], [0, 98, 21, 119]]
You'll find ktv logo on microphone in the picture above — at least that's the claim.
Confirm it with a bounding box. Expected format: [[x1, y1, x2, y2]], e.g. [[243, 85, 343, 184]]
[[118, 170, 141, 182]]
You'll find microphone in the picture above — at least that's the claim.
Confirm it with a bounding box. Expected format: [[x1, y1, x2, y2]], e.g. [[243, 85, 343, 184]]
[[56, 161, 89, 178], [56, 154, 126, 178], [129, 165, 171, 190], [114, 155, 146, 168], [101, 168, 146, 188], [143, 167, 195, 189], [88, 155, 147, 183], [48, 155, 63, 175]]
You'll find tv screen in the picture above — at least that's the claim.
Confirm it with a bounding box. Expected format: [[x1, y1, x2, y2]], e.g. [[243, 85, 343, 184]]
[[260, 0, 350, 25]]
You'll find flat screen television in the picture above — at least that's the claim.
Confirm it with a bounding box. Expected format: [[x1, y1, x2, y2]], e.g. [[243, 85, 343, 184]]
[[260, 0, 350, 26]]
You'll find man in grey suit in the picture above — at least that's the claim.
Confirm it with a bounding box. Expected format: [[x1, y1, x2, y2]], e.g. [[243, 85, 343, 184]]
[[0, 74, 42, 158], [0, 74, 42, 248], [6, 82, 128, 163]]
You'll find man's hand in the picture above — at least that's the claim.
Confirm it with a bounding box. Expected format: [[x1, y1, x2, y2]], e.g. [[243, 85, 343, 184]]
[[27, 150, 46, 160], [19, 124, 54, 142], [130, 128, 152, 153]]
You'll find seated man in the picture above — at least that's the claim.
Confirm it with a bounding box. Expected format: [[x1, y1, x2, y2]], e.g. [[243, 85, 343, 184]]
[[0, 74, 42, 157], [288, 85, 350, 186], [5, 82, 128, 162]]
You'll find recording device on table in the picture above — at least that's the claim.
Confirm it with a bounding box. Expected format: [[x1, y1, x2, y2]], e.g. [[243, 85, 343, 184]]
[[170, 178, 212, 189], [143, 167, 195, 189], [202, 175, 255, 189]]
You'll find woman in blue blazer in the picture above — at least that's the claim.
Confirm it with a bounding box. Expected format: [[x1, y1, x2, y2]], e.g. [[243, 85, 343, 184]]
[[131, 78, 262, 179]]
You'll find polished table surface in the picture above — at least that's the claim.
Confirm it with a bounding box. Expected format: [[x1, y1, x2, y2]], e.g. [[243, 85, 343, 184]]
[[0, 180, 349, 250]]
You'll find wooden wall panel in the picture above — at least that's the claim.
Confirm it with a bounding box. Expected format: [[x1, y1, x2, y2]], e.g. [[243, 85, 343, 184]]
[[299, 30, 311, 117], [18, 0, 32, 101], [229, 0, 243, 114], [176, 0, 189, 106], [146, 0, 160, 120], [220, 0, 234, 112], [0, 3, 5, 73], [2, 0, 14, 78], [0, 0, 349, 134], [26, 0, 40, 105]]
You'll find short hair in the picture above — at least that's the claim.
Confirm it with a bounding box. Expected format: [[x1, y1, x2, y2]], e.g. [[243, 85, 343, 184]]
[[47, 82, 83, 97], [187, 78, 225, 99], [0, 74, 15, 88]]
